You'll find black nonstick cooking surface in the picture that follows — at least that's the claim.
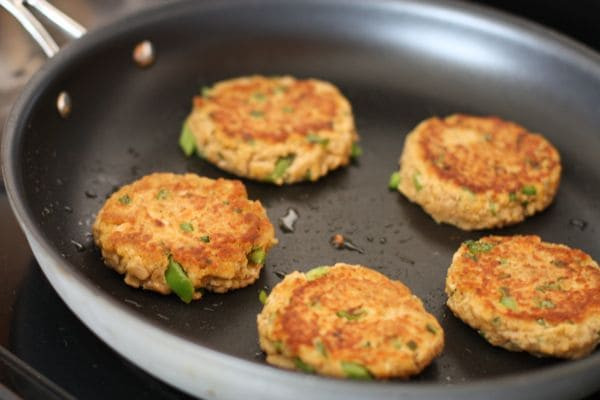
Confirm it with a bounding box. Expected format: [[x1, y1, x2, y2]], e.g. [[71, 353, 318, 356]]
[[3, 0, 600, 399]]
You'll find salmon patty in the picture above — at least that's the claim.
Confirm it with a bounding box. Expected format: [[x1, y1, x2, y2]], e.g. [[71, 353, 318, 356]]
[[446, 235, 600, 358], [390, 114, 561, 230], [180, 75, 360, 185], [257, 263, 444, 379], [93, 173, 277, 302]]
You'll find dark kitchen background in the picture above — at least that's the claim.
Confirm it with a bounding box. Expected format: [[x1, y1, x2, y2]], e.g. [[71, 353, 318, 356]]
[[1, 1, 599, 398]]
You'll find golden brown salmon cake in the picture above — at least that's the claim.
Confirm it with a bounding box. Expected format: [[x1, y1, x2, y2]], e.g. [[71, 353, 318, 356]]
[[446, 235, 600, 359], [390, 114, 561, 230], [93, 173, 277, 302], [257, 263, 444, 379], [181, 75, 360, 185]]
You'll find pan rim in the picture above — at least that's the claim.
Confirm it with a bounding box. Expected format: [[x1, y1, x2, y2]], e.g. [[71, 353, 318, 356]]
[[3, 0, 600, 398]]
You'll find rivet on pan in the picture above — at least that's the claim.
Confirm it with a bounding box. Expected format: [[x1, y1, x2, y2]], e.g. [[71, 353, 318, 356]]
[[56, 91, 71, 119], [133, 40, 155, 68]]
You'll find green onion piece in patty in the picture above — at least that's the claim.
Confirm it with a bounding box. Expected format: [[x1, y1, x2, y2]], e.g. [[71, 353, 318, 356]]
[[180, 222, 193, 232], [252, 92, 266, 101], [521, 185, 537, 196], [294, 357, 315, 373], [248, 248, 266, 265], [118, 195, 131, 205], [258, 289, 268, 304], [388, 171, 400, 190], [306, 134, 330, 146], [200, 235, 210, 243], [178, 121, 196, 157], [201, 86, 213, 97], [336, 309, 366, 321], [350, 143, 363, 159], [340, 361, 373, 380], [537, 299, 555, 309], [426, 323, 437, 335], [315, 339, 327, 357], [499, 287, 517, 310], [306, 266, 330, 281], [269, 155, 295, 182], [273, 341, 284, 353], [165, 256, 194, 303], [156, 188, 169, 200], [407, 340, 418, 351], [464, 240, 494, 255], [412, 171, 423, 191]]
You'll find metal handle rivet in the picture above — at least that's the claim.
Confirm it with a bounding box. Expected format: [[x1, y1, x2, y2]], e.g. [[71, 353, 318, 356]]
[[56, 91, 71, 118], [133, 40, 155, 68]]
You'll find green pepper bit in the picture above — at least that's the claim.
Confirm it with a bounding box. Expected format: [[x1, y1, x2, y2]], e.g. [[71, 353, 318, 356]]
[[521, 185, 537, 196], [340, 361, 373, 380], [248, 248, 266, 265], [269, 155, 295, 182], [412, 171, 423, 191], [315, 339, 328, 357], [306, 133, 330, 147], [179, 121, 196, 157], [499, 287, 517, 310], [465, 240, 494, 255], [180, 222, 194, 232], [165, 256, 194, 303], [118, 194, 131, 205], [306, 266, 330, 281], [426, 323, 437, 335], [201, 86, 213, 97], [336, 309, 366, 321], [273, 341, 284, 353], [350, 143, 363, 159], [294, 357, 315, 373], [156, 188, 169, 200], [252, 92, 266, 101], [258, 289, 268, 305], [388, 171, 400, 190], [537, 299, 555, 309], [489, 202, 498, 216]]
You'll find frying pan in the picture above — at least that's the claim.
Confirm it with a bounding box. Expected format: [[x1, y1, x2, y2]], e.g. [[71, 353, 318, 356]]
[[3, 0, 600, 399]]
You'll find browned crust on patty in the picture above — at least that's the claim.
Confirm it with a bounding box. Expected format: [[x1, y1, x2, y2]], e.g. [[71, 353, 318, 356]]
[[419, 114, 560, 193], [395, 114, 561, 230], [187, 75, 358, 184], [93, 173, 277, 297], [446, 235, 600, 358], [196, 77, 341, 143], [257, 263, 444, 378]]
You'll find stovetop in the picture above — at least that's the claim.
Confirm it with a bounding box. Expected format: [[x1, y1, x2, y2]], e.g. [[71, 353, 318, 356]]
[[1, 1, 599, 398]]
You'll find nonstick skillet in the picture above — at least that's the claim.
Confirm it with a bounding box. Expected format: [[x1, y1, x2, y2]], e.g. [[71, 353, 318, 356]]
[[3, 0, 600, 399]]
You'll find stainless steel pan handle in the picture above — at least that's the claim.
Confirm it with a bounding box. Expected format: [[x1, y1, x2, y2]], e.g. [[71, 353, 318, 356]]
[[0, 0, 86, 57]]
